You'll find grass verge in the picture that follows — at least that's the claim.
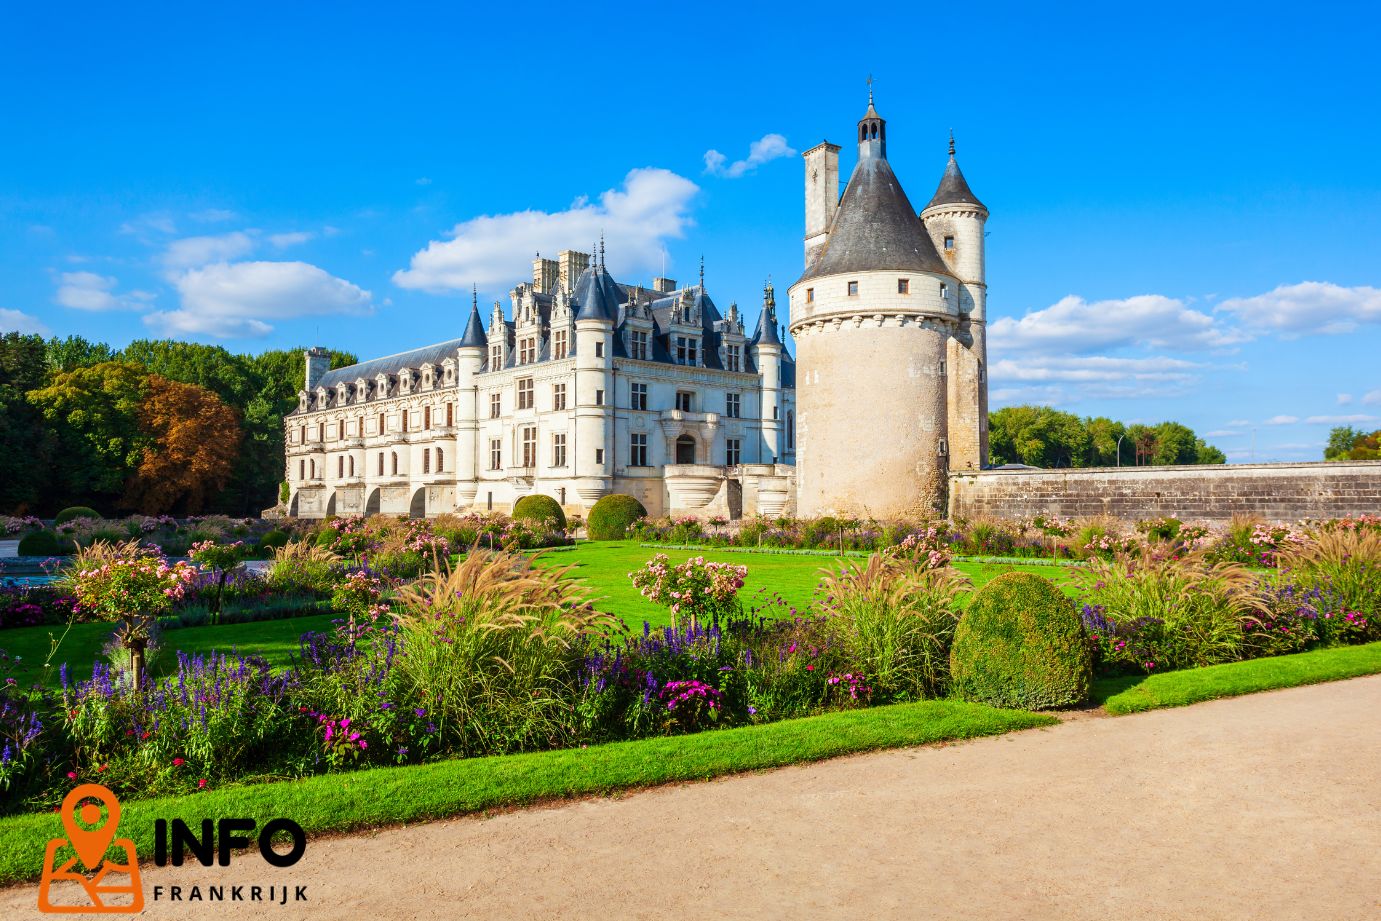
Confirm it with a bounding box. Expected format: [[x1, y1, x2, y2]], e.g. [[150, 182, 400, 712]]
[[0, 699, 1053, 886], [1096, 641, 1381, 714]]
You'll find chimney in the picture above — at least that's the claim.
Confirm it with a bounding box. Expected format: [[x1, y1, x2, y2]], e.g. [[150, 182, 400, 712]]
[[304, 347, 330, 392], [558, 250, 591, 290], [802, 141, 840, 267], [532, 255, 559, 293], [652, 276, 677, 294]]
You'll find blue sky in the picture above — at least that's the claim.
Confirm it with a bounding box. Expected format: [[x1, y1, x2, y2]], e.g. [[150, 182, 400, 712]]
[[2, 1, 1378, 462]]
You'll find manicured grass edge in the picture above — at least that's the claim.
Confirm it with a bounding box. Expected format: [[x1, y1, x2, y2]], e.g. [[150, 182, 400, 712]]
[[1100, 641, 1381, 715], [634, 543, 1085, 567], [0, 699, 1054, 886]]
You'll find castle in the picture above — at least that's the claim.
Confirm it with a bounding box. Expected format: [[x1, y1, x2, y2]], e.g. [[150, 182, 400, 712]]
[[283, 93, 985, 520]]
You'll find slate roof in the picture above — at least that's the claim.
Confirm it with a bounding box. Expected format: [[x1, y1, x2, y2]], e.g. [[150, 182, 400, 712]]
[[316, 338, 466, 392], [799, 155, 949, 282], [459, 304, 488, 347], [571, 264, 622, 321], [926, 155, 986, 211]]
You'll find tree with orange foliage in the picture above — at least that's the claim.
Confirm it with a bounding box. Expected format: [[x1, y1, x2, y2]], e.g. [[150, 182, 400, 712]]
[[123, 376, 243, 514]]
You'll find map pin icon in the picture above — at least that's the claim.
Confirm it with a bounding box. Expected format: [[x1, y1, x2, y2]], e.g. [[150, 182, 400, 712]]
[[62, 783, 121, 870]]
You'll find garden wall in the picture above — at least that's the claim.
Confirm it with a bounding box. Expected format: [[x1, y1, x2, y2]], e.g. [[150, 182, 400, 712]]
[[948, 460, 1381, 524]]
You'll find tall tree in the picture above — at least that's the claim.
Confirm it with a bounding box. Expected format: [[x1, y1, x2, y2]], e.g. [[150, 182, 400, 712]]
[[45, 335, 115, 374], [1325, 426, 1363, 461], [124, 376, 243, 514], [26, 362, 151, 510]]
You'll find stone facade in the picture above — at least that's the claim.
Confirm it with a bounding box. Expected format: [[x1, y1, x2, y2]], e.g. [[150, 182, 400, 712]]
[[949, 461, 1381, 524], [283, 252, 796, 520], [788, 99, 988, 517]]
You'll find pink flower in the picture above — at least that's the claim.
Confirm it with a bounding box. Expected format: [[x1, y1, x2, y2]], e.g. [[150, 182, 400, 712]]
[[172, 757, 185, 767], [198, 779, 207, 789]]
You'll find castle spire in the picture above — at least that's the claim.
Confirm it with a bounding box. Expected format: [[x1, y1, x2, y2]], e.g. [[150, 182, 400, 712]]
[[949, 129, 955, 158], [699, 255, 705, 290]]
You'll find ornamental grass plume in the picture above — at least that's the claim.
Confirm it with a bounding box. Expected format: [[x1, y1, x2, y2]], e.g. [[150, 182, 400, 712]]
[[1279, 528, 1381, 632], [390, 550, 616, 755], [816, 553, 969, 700], [1079, 549, 1265, 670]]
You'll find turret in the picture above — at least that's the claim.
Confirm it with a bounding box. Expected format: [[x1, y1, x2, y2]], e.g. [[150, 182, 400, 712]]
[[921, 134, 990, 472], [750, 282, 784, 463], [571, 244, 617, 507], [454, 288, 487, 508], [304, 346, 329, 392]]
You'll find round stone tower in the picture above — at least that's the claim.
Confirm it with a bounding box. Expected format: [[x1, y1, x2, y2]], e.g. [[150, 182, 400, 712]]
[[786, 95, 981, 517]]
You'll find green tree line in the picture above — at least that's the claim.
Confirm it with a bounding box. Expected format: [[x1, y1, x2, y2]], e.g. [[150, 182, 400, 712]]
[[1324, 426, 1380, 461], [0, 333, 354, 516], [988, 405, 1226, 468]]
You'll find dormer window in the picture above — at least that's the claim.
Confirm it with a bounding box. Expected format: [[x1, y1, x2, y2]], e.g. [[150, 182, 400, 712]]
[[944, 235, 955, 250], [552, 328, 568, 360], [725, 344, 741, 372], [675, 336, 698, 366], [628, 329, 648, 360], [519, 337, 536, 364], [489, 344, 502, 369], [336, 384, 348, 405]]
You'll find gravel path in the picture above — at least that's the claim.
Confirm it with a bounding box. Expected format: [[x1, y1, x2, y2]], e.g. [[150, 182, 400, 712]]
[[8, 676, 1379, 920]]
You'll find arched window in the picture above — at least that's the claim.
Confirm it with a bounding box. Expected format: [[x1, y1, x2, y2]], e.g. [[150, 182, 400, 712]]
[[436, 447, 444, 472], [348, 455, 355, 477], [859, 125, 866, 142], [391, 452, 398, 475], [337, 456, 344, 478]]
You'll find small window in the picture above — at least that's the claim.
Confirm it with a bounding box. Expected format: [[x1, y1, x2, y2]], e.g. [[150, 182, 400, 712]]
[[446, 403, 453, 427], [552, 328, 568, 360], [725, 393, 741, 418], [553, 382, 567, 411], [676, 391, 692, 412], [424, 405, 431, 430], [630, 433, 648, 467], [594, 448, 605, 465], [490, 392, 501, 419], [422, 450, 430, 474], [938, 437, 949, 457], [552, 432, 567, 467], [629, 330, 649, 360], [517, 378, 533, 410], [805, 288, 814, 304], [595, 341, 605, 358], [944, 235, 954, 250], [940, 282, 949, 300], [726, 438, 741, 467], [939, 360, 947, 376], [897, 278, 909, 295], [631, 382, 648, 411], [847, 280, 859, 297], [489, 439, 502, 470], [595, 388, 605, 406], [435, 448, 443, 472], [520, 427, 537, 467]]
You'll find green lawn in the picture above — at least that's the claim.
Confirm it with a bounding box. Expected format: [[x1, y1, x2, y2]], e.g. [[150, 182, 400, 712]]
[[3, 613, 337, 689], [1093, 641, 1381, 714], [0, 698, 1055, 886], [3, 542, 1083, 687], [536, 540, 1083, 628]]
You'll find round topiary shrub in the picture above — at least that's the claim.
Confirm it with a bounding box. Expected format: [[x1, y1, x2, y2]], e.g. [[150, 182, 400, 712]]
[[512, 494, 567, 531], [18, 530, 67, 557], [54, 506, 101, 525], [259, 529, 290, 551], [949, 571, 1092, 710], [587, 494, 648, 541]]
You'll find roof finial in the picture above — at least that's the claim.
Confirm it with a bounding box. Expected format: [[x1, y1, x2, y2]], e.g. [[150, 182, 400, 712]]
[[867, 73, 874, 106], [699, 255, 705, 290], [599, 233, 605, 267], [948, 129, 955, 158], [472, 283, 477, 310]]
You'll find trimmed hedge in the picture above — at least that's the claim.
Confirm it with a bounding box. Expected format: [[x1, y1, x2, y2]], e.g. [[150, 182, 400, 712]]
[[53, 506, 100, 525], [259, 529, 290, 550], [17, 530, 68, 557], [949, 571, 1092, 710], [512, 494, 567, 531], [587, 494, 648, 540]]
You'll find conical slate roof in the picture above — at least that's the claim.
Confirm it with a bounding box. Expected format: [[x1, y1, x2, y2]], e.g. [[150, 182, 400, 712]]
[[800, 156, 949, 281], [750, 301, 781, 347], [459, 303, 487, 347], [926, 155, 986, 212], [571, 264, 622, 321]]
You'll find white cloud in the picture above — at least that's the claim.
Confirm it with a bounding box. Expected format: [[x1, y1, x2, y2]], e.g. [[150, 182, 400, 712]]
[[1362, 390, 1381, 406], [992, 354, 1201, 383], [1226, 419, 1251, 426], [149, 261, 373, 338], [190, 208, 238, 223], [1304, 414, 1377, 425], [269, 231, 315, 249], [53, 272, 153, 311], [1217, 282, 1381, 337], [1265, 415, 1299, 425], [1204, 429, 1243, 438], [703, 133, 797, 179], [1338, 393, 1354, 405], [990, 294, 1244, 355], [415, 177, 432, 186], [393, 168, 699, 292], [119, 213, 177, 237], [0, 308, 50, 336], [162, 232, 255, 269]]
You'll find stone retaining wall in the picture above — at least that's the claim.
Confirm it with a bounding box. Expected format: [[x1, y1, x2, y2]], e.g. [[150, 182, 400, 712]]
[[948, 461, 1381, 524]]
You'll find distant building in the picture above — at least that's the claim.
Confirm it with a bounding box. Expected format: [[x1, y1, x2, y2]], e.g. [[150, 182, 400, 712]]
[[787, 92, 989, 516], [283, 250, 796, 519]]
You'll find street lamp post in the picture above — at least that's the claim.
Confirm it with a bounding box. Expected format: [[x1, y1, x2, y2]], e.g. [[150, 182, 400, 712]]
[[1116, 433, 1126, 468]]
